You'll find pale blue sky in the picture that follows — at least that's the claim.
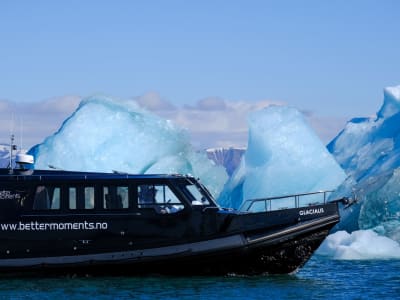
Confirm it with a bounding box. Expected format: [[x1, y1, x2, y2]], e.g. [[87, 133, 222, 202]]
[[1, 0, 400, 147]]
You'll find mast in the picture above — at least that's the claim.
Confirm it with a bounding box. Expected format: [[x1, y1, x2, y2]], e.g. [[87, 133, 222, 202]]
[[8, 134, 17, 173], [9, 134, 14, 172]]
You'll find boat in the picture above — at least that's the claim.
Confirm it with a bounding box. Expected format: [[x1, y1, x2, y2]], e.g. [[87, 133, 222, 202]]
[[0, 152, 343, 275]]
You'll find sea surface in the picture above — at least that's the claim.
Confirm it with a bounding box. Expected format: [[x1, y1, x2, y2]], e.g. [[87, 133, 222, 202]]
[[0, 256, 399, 300]]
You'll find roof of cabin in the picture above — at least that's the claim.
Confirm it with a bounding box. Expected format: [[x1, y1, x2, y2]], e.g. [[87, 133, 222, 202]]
[[0, 168, 194, 182]]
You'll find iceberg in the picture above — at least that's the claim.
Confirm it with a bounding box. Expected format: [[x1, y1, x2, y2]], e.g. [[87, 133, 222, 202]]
[[317, 229, 400, 260], [328, 85, 400, 241], [218, 105, 347, 209], [0, 144, 10, 168], [29, 96, 228, 198], [22, 87, 400, 259]]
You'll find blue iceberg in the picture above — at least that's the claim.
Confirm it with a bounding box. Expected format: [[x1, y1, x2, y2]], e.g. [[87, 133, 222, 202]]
[[328, 85, 400, 242], [26, 87, 400, 259], [30, 96, 228, 198], [218, 105, 347, 209]]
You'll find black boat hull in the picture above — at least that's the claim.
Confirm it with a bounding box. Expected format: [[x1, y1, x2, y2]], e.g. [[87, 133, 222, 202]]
[[0, 212, 338, 275], [0, 169, 340, 276]]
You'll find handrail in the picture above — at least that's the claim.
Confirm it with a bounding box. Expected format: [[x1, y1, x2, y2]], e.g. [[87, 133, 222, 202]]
[[239, 190, 333, 212]]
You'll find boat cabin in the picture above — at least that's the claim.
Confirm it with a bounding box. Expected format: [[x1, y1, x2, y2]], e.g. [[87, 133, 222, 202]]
[[0, 169, 215, 220]]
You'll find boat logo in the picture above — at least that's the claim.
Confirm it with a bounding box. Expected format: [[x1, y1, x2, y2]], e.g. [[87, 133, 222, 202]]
[[299, 208, 325, 216], [0, 190, 21, 200]]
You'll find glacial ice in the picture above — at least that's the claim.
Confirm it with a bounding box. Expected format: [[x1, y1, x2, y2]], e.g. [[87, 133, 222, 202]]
[[24, 86, 400, 260], [218, 105, 347, 209], [29, 96, 228, 197], [328, 85, 400, 242], [317, 229, 400, 260]]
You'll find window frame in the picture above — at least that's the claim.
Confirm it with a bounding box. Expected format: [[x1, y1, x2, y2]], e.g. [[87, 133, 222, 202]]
[[102, 185, 130, 210], [32, 185, 62, 211], [137, 182, 186, 214]]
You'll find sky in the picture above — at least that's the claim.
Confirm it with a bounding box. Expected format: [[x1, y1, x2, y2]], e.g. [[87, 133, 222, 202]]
[[1, 0, 399, 149]]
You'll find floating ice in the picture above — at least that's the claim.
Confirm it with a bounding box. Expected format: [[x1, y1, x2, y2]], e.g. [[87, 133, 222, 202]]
[[317, 230, 400, 260], [328, 85, 400, 238], [18, 87, 400, 259], [218, 105, 347, 209], [20, 85, 400, 261], [29, 96, 228, 197]]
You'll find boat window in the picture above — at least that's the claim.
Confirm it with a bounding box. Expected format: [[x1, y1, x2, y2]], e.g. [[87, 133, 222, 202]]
[[103, 186, 129, 209], [84, 187, 95, 209], [103, 187, 110, 208], [69, 187, 77, 209], [51, 187, 61, 209], [33, 186, 61, 210], [184, 184, 210, 206], [117, 186, 129, 208], [137, 184, 184, 214]]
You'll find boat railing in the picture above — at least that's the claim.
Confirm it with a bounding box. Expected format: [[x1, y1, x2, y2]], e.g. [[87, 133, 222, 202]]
[[239, 190, 333, 212]]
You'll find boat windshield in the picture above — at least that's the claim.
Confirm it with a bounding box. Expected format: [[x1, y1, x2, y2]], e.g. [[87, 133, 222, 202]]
[[180, 182, 214, 206]]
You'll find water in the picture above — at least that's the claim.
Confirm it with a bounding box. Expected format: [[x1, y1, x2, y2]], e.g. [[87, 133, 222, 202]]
[[0, 256, 399, 299]]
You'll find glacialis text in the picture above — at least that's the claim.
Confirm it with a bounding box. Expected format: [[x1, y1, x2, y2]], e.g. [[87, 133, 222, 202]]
[[299, 208, 325, 216]]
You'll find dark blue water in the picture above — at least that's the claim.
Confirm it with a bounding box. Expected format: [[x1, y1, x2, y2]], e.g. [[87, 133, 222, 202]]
[[0, 256, 399, 299]]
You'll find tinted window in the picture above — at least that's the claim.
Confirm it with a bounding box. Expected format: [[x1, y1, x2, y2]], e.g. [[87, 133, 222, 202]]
[[185, 184, 210, 205], [33, 186, 60, 210], [138, 184, 184, 214], [69, 187, 77, 209], [103, 186, 129, 209], [84, 187, 94, 209], [51, 187, 61, 209], [117, 186, 129, 208]]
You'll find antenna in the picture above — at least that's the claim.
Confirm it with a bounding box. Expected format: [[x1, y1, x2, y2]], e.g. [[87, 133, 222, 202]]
[[19, 117, 23, 151], [8, 134, 17, 172], [8, 112, 15, 171], [9, 112, 14, 137], [9, 134, 13, 169]]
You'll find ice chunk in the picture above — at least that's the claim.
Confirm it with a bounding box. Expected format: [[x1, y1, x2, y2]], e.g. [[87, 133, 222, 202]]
[[218, 105, 346, 208], [328, 85, 400, 237], [29, 96, 228, 197], [318, 230, 400, 260], [377, 86, 400, 119]]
